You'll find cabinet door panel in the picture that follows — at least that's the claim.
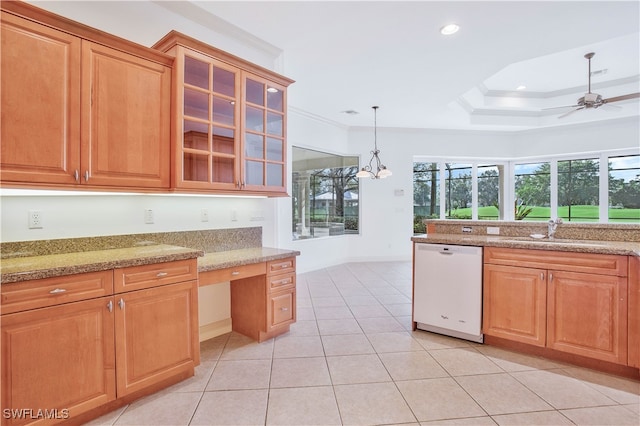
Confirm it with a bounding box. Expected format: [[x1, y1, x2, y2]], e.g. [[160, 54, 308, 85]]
[[268, 290, 295, 329], [1, 297, 115, 425], [483, 264, 547, 347], [547, 271, 627, 364], [1, 12, 81, 184], [629, 256, 639, 368], [82, 41, 170, 188], [115, 281, 198, 396]]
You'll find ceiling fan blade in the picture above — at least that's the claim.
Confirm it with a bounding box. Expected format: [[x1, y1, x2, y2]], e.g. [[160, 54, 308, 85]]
[[558, 107, 584, 119], [598, 103, 622, 110], [542, 104, 580, 111], [602, 93, 640, 104]]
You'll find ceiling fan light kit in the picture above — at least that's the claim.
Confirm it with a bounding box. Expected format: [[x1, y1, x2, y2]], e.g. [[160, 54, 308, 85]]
[[545, 51, 640, 118]]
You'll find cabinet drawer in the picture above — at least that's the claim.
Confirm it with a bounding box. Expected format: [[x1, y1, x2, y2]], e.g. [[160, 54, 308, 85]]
[[1, 270, 113, 314], [268, 289, 295, 328], [484, 247, 628, 276], [267, 257, 295, 276], [114, 259, 197, 293], [268, 272, 295, 291], [199, 262, 266, 286]]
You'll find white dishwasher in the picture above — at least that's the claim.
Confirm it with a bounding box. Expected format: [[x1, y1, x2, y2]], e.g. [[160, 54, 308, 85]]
[[413, 243, 483, 343]]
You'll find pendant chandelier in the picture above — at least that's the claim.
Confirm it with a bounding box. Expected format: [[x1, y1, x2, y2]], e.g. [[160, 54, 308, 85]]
[[356, 106, 392, 179]]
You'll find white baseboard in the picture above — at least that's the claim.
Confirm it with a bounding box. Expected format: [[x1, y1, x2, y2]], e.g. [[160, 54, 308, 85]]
[[199, 318, 232, 342]]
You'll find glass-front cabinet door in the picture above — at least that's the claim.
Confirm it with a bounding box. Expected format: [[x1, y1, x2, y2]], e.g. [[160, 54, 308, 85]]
[[242, 73, 287, 193], [155, 31, 293, 195], [179, 49, 240, 190]]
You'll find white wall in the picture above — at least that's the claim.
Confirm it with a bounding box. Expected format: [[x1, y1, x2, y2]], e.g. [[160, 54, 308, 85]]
[[0, 192, 276, 244]]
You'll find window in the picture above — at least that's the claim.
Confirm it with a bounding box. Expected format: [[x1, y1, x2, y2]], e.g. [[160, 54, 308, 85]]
[[413, 162, 439, 233], [514, 162, 551, 221], [609, 154, 640, 222], [292, 147, 359, 240], [444, 163, 472, 219], [413, 151, 639, 227], [477, 164, 501, 220], [557, 158, 599, 222]]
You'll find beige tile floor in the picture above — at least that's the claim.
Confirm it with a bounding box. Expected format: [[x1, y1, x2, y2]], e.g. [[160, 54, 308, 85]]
[[87, 261, 639, 425]]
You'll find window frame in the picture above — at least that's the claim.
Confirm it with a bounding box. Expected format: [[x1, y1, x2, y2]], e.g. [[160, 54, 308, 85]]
[[413, 148, 639, 223], [291, 146, 361, 240]]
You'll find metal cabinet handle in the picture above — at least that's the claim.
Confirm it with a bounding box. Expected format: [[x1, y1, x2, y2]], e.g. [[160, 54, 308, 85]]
[[118, 298, 125, 310], [280, 307, 289, 311], [107, 300, 113, 312], [231, 271, 240, 276], [273, 278, 291, 286], [549, 273, 553, 282], [540, 272, 544, 280], [49, 288, 67, 294], [74, 170, 80, 183], [84, 170, 89, 182], [156, 272, 168, 277]]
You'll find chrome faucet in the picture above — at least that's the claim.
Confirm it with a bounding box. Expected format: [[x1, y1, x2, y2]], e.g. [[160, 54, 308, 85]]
[[548, 218, 563, 239]]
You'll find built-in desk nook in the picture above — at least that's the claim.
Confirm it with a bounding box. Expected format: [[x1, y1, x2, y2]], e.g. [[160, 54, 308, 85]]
[[0, 228, 299, 425]]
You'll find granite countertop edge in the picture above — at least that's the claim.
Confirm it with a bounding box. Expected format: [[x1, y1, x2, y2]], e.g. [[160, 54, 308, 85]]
[[411, 234, 640, 257], [198, 247, 302, 272], [1, 245, 301, 285], [0, 244, 205, 284]]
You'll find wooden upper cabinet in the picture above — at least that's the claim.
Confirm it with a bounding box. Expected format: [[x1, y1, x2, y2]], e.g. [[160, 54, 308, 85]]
[[242, 73, 287, 193], [82, 42, 171, 188], [1, 3, 173, 190], [0, 11, 81, 184], [153, 31, 294, 196]]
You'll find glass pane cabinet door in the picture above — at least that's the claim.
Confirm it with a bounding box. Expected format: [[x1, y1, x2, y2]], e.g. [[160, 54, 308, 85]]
[[180, 51, 239, 188], [243, 74, 286, 192]]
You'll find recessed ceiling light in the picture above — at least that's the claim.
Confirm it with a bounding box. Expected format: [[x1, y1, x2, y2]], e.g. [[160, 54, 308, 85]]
[[340, 110, 359, 115], [516, 85, 527, 91], [440, 23, 460, 35]]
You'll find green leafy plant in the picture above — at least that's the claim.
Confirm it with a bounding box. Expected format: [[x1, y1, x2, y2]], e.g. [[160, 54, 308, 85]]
[[515, 200, 533, 220]]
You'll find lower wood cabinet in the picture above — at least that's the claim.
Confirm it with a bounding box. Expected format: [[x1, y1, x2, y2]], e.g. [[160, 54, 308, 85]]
[[0, 259, 199, 426], [230, 257, 296, 342], [1, 297, 116, 426], [483, 247, 629, 366], [115, 281, 198, 397], [628, 256, 640, 368], [547, 270, 627, 364], [483, 264, 547, 347]]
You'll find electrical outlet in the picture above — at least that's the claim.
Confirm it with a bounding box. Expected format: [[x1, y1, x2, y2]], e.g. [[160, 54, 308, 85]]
[[231, 209, 238, 222], [28, 210, 43, 229], [144, 209, 154, 224], [200, 208, 209, 222], [487, 226, 500, 235]]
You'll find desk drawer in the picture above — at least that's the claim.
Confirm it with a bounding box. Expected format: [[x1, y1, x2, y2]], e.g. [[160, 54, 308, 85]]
[[268, 272, 295, 291], [114, 259, 197, 293], [199, 262, 266, 286], [267, 258, 295, 276], [1, 270, 114, 314]]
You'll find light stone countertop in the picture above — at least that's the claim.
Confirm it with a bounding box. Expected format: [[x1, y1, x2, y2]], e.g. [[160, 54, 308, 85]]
[[0, 244, 204, 284], [0, 244, 301, 285], [198, 247, 301, 272], [411, 234, 640, 256]]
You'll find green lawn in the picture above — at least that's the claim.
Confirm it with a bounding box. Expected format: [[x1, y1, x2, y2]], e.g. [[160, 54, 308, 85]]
[[447, 205, 640, 223]]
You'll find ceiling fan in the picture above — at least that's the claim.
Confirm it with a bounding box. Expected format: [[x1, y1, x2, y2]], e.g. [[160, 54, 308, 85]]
[[545, 52, 640, 118]]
